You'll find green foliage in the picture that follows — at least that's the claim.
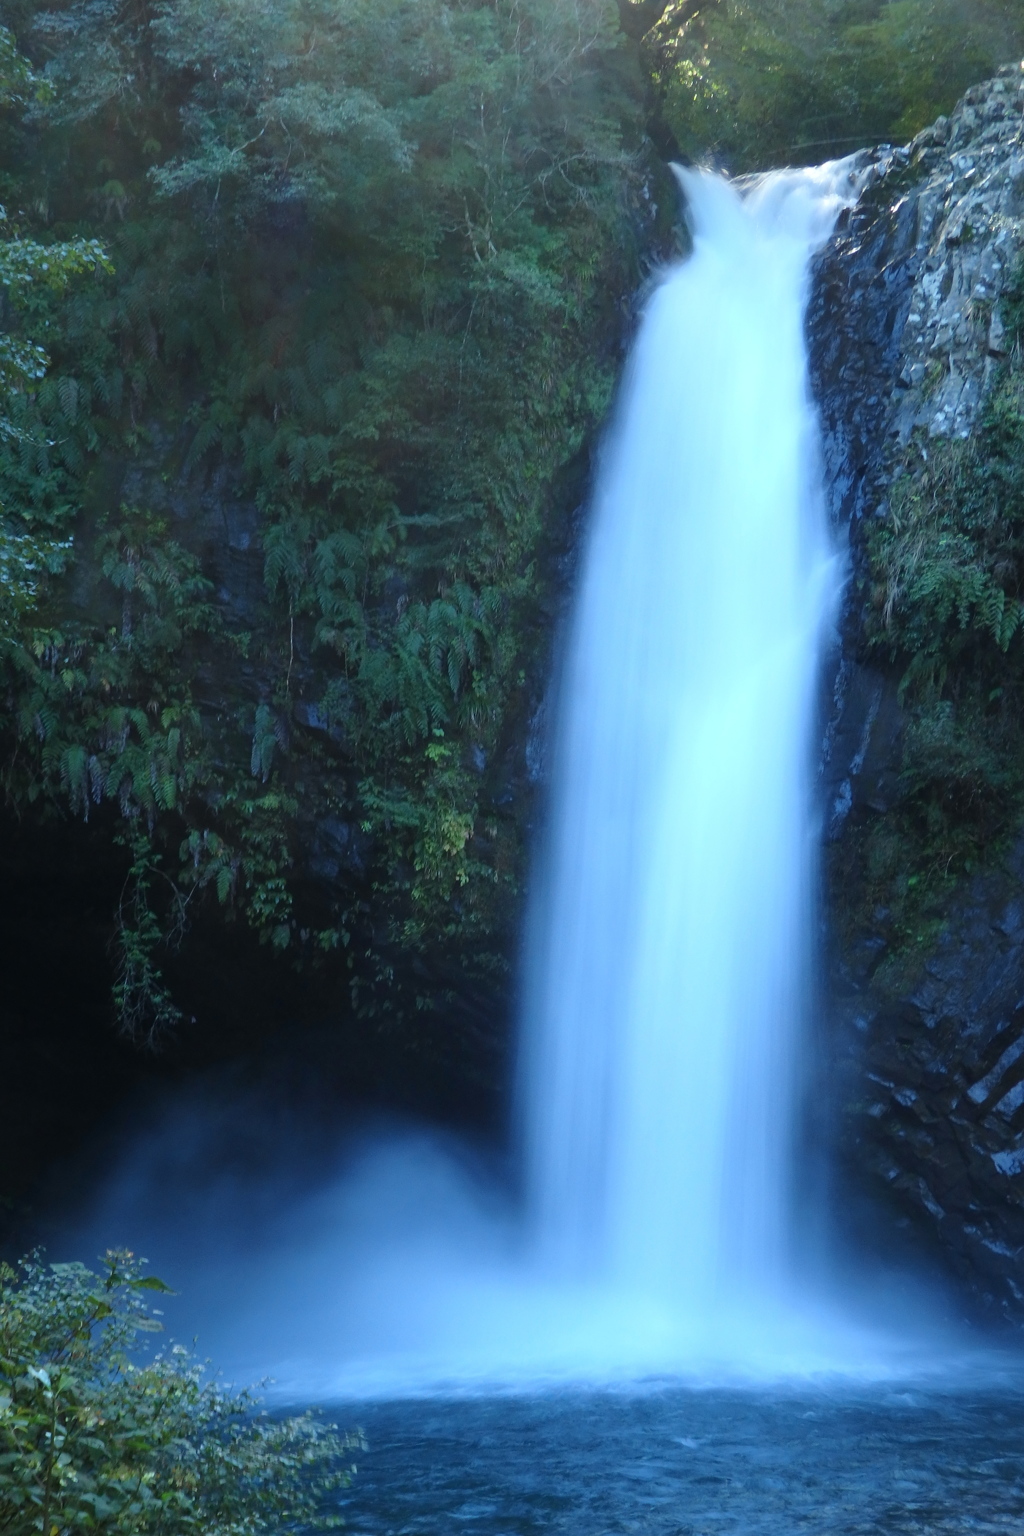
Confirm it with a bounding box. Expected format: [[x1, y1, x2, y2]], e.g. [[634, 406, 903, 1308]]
[[0, 1, 650, 1036], [871, 427, 1024, 668], [0, 219, 113, 450], [650, 0, 1024, 170], [0, 26, 113, 629], [113, 827, 189, 1046], [0, 1249, 358, 1536], [0, 21, 49, 110]]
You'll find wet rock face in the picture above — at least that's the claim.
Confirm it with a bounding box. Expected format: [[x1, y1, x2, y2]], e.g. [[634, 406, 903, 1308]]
[[891, 73, 1024, 442], [810, 67, 1024, 1321], [832, 842, 1024, 1319]]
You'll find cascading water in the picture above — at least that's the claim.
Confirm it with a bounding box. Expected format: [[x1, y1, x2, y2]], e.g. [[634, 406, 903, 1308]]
[[72, 160, 970, 1394], [520, 162, 859, 1317]]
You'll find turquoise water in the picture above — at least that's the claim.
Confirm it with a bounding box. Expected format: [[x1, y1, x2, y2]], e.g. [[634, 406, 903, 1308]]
[[338, 1385, 1024, 1535]]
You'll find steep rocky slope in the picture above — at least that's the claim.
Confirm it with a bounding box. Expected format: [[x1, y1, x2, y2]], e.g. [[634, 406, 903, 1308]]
[[812, 65, 1024, 1320]]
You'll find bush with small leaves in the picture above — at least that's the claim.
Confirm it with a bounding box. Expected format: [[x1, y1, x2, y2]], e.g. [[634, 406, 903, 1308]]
[[0, 1250, 359, 1536]]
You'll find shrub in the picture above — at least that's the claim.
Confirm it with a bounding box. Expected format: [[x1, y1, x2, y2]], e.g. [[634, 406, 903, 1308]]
[[0, 1250, 358, 1536]]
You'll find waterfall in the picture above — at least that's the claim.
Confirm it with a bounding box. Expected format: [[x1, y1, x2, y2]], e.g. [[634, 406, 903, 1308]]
[[77, 161, 943, 1397], [521, 162, 858, 1312]]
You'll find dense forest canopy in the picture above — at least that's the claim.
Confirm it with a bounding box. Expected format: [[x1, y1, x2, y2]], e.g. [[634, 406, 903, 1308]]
[[655, 0, 1024, 166], [1, 0, 1024, 1053]]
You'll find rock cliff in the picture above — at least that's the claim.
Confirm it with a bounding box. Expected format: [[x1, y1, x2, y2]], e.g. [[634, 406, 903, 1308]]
[[812, 65, 1024, 1320]]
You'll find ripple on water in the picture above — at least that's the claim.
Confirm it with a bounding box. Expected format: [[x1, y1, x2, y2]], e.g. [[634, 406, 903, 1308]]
[[336, 1385, 1024, 1535]]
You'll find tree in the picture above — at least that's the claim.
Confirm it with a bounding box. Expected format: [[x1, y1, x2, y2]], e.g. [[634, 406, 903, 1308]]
[[0, 24, 112, 635], [616, 0, 712, 41], [0, 1250, 358, 1536], [0, 0, 653, 1041], [650, 0, 1024, 169]]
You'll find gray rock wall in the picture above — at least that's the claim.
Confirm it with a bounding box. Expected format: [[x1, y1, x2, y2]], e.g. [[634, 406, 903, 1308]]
[[811, 65, 1024, 1322]]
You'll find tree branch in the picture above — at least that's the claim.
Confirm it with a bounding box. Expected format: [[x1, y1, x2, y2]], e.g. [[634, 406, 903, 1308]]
[[615, 0, 711, 41]]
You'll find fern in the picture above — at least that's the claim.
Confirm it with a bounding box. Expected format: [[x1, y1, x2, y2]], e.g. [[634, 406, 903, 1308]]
[[0, 0, 647, 1030]]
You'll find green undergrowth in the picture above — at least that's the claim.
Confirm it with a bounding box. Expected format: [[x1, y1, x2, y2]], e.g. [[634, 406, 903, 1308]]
[[0, 1, 660, 1041]]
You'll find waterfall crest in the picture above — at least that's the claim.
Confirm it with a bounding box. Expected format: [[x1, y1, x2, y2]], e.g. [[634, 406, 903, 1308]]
[[521, 161, 858, 1310]]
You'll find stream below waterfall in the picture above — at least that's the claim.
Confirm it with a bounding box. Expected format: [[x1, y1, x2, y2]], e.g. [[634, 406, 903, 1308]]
[[338, 1386, 1024, 1535]]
